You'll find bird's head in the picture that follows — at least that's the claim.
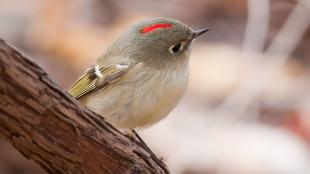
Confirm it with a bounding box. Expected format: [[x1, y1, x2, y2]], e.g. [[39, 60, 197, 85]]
[[106, 18, 209, 68]]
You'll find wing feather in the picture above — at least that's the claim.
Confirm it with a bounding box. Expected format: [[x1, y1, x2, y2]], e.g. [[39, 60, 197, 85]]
[[68, 63, 131, 99]]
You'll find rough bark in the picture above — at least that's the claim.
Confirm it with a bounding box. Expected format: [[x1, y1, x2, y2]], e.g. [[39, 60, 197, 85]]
[[0, 39, 169, 174]]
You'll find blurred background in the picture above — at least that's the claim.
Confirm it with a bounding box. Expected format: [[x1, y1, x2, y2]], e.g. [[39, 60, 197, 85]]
[[0, 0, 310, 173]]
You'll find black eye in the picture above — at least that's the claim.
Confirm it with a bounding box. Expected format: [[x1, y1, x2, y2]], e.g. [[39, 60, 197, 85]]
[[171, 43, 181, 53], [169, 41, 186, 54]]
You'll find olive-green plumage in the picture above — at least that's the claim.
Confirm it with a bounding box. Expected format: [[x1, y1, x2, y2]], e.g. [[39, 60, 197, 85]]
[[68, 17, 208, 129]]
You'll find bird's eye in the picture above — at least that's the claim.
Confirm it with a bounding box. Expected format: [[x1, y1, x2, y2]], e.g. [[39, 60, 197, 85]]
[[169, 41, 186, 54]]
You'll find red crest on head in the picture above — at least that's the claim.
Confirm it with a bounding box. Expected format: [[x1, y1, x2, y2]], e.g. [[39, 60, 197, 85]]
[[141, 23, 173, 33]]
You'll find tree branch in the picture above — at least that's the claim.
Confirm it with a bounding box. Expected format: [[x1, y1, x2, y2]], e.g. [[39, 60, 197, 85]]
[[0, 39, 169, 174]]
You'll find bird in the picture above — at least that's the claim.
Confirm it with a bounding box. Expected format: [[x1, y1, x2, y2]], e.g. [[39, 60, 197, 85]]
[[68, 17, 209, 130]]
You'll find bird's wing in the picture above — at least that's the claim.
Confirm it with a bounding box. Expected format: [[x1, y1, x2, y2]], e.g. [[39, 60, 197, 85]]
[[68, 62, 132, 99]]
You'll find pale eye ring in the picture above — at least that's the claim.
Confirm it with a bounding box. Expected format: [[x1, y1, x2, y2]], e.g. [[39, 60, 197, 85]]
[[169, 41, 186, 54]]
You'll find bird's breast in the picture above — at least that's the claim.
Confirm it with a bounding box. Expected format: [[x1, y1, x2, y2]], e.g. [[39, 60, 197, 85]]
[[132, 65, 189, 126], [85, 63, 189, 129]]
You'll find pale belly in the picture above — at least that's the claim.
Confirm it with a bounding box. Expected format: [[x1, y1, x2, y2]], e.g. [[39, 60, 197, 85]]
[[82, 66, 189, 129]]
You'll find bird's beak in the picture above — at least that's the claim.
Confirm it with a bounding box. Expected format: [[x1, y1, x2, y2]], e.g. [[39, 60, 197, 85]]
[[192, 28, 209, 39]]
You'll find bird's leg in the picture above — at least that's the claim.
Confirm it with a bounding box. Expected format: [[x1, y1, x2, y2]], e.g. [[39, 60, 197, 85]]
[[131, 129, 159, 158], [132, 130, 150, 149], [122, 129, 135, 138], [123, 129, 160, 160], [129, 129, 168, 172]]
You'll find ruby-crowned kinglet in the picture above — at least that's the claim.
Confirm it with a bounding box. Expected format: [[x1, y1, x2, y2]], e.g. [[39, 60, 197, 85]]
[[68, 18, 208, 129]]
